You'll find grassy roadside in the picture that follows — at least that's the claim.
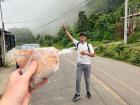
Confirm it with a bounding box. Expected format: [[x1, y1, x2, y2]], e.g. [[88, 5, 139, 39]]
[[95, 42, 140, 67], [45, 40, 140, 67]]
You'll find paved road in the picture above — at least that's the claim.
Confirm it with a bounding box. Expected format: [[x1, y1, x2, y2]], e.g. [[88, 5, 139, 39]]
[[31, 53, 140, 105], [91, 56, 140, 105]]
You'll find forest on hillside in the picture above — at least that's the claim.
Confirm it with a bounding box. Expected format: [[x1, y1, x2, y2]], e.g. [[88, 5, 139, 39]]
[[37, 0, 140, 66], [38, 0, 139, 47], [10, 0, 140, 66]]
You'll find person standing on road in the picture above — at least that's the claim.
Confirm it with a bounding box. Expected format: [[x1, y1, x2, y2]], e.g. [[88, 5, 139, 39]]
[[63, 25, 95, 101]]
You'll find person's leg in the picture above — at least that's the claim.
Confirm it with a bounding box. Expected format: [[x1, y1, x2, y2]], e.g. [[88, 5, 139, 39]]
[[76, 63, 83, 94], [84, 64, 91, 98], [73, 63, 83, 101]]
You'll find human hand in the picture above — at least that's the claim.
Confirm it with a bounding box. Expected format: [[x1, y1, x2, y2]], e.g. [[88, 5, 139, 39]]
[[80, 51, 89, 55], [62, 24, 67, 31], [0, 61, 48, 105]]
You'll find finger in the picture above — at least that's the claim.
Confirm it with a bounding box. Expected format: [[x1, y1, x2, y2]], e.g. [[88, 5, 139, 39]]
[[22, 61, 37, 80]]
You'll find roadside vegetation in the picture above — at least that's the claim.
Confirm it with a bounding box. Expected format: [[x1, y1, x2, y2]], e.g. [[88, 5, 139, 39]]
[[11, 0, 140, 66]]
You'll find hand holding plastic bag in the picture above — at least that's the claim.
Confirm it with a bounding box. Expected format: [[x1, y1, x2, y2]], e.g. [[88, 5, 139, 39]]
[[15, 47, 59, 88]]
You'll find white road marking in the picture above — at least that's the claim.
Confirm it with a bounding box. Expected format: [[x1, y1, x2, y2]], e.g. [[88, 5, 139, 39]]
[[64, 57, 130, 105], [92, 75, 129, 105], [93, 66, 140, 96]]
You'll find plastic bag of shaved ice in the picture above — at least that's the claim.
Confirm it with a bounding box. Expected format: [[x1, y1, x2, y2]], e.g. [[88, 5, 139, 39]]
[[15, 47, 60, 88]]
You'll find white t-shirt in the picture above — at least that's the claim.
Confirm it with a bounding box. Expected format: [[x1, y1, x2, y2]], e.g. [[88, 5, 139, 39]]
[[73, 39, 94, 65]]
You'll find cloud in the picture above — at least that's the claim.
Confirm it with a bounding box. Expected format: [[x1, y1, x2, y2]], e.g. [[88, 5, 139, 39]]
[[1, 0, 92, 35]]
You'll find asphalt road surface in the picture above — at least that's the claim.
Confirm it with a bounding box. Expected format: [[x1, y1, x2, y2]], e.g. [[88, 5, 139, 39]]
[[31, 53, 140, 105]]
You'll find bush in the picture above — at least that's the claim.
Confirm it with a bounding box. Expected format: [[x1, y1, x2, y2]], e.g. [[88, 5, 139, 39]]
[[102, 40, 112, 44], [96, 43, 140, 67], [128, 32, 140, 44], [95, 45, 105, 55], [128, 50, 140, 65]]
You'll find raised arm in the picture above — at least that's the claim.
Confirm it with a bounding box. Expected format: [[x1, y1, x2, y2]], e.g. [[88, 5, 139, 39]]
[[62, 25, 74, 42]]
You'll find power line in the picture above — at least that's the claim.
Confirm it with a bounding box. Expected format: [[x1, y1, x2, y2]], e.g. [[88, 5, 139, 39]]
[[33, 0, 89, 31], [4, 0, 88, 24]]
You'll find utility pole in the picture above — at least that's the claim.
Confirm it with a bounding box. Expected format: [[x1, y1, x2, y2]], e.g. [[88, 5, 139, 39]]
[[124, 0, 128, 44], [0, 0, 4, 29], [0, 0, 6, 65]]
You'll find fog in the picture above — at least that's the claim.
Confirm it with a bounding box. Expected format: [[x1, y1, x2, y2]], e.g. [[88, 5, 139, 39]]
[[0, 0, 97, 35]]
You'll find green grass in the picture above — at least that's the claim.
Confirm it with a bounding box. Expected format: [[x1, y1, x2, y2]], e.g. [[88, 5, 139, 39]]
[[95, 42, 140, 67]]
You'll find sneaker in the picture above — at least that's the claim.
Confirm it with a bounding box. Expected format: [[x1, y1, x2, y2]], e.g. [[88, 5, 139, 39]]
[[87, 92, 91, 98], [73, 93, 80, 101]]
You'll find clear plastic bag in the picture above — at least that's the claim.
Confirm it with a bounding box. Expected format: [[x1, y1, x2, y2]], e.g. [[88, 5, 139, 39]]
[[15, 47, 59, 88]]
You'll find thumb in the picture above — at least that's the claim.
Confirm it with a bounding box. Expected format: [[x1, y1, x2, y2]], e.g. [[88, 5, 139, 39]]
[[22, 60, 37, 80]]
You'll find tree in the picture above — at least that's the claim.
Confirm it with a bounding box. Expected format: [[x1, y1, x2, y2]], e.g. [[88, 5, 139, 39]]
[[57, 27, 69, 47], [8, 28, 34, 44], [75, 11, 89, 33]]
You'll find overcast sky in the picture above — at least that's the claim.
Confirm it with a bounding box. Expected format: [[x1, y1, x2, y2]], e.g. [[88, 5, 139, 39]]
[[0, 0, 93, 35]]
